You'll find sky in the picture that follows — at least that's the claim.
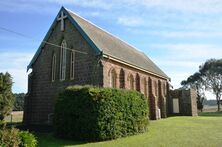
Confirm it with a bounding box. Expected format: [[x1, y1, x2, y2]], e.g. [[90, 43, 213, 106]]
[[0, 0, 222, 99]]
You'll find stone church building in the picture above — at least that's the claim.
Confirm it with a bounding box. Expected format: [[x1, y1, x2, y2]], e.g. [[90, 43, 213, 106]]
[[23, 7, 171, 125]]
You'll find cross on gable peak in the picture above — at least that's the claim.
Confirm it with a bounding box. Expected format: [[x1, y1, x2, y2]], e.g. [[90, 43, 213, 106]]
[[57, 11, 67, 31]]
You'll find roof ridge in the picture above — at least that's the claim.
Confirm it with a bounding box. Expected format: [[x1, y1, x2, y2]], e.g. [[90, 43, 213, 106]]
[[65, 7, 169, 79], [65, 7, 143, 55]]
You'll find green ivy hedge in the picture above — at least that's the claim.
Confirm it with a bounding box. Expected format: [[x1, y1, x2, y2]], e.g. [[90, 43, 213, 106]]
[[54, 86, 149, 141]]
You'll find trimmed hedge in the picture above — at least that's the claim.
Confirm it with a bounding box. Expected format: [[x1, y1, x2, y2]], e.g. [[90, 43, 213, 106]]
[[54, 86, 149, 141]]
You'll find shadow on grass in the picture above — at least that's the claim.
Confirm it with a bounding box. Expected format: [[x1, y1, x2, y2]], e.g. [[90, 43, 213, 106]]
[[198, 111, 222, 117], [36, 133, 87, 147], [4, 123, 88, 147], [5, 122, 23, 126]]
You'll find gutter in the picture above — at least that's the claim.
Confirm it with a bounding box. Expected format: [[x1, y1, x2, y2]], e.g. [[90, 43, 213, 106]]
[[102, 53, 170, 81]]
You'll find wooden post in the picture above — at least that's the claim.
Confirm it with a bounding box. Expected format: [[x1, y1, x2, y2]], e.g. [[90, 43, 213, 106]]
[[10, 113, 13, 123]]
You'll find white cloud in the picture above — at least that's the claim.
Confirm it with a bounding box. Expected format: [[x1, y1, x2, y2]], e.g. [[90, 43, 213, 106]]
[[141, 0, 222, 14], [54, 0, 222, 14], [150, 44, 222, 59], [156, 60, 201, 68], [2, 0, 222, 15], [60, 0, 222, 14], [117, 16, 144, 27], [152, 58, 201, 88], [168, 72, 192, 88], [150, 31, 222, 38], [49, 0, 113, 10], [0, 52, 33, 93], [149, 43, 222, 91], [0, 0, 58, 13], [2, 0, 222, 34]]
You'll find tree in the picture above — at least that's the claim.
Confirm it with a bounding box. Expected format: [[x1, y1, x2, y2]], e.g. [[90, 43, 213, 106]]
[[0, 72, 14, 120], [199, 59, 222, 111], [13, 93, 25, 111], [181, 59, 222, 112], [181, 72, 206, 112]]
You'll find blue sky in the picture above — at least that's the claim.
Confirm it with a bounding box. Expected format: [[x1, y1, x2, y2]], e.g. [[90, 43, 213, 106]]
[[0, 0, 222, 99]]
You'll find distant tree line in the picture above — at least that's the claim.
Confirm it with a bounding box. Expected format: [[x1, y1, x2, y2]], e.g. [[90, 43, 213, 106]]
[[13, 93, 25, 111], [181, 59, 222, 112]]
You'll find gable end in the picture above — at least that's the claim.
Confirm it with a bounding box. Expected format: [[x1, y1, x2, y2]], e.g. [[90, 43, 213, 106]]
[[27, 7, 101, 71]]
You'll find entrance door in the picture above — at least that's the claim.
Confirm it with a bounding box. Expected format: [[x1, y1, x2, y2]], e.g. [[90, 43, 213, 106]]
[[173, 98, 179, 113]]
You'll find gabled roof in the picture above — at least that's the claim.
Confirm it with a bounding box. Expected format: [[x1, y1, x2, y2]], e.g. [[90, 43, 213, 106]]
[[28, 7, 169, 79]]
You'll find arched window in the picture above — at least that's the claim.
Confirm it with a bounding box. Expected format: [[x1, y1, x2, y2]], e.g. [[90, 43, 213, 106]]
[[51, 53, 56, 82], [119, 68, 125, 89], [110, 68, 117, 88], [60, 40, 67, 81], [70, 51, 75, 80], [143, 77, 147, 97], [136, 73, 140, 92], [128, 74, 134, 90]]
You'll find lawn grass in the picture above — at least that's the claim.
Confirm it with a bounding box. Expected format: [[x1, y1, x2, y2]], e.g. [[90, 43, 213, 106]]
[[198, 111, 222, 117], [36, 112, 222, 147]]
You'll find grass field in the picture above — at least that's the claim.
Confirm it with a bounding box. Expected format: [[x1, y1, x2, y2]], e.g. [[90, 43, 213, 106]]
[[36, 111, 222, 147], [4, 111, 23, 123], [203, 105, 218, 112]]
